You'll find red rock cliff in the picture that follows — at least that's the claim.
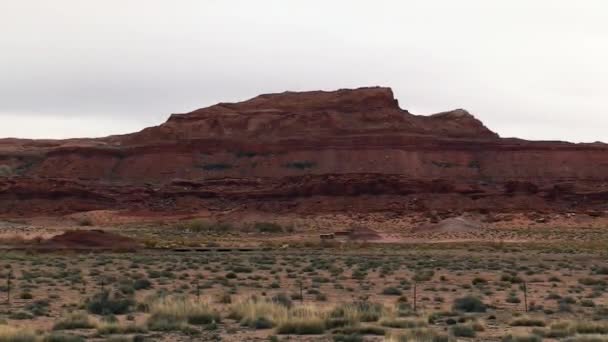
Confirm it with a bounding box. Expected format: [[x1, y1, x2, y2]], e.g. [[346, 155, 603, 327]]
[[0, 87, 606, 216]]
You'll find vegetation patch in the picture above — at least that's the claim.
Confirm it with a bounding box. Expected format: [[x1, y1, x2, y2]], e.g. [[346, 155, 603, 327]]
[[284, 161, 316, 169]]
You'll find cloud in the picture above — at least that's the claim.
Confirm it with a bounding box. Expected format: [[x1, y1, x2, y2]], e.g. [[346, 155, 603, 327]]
[[0, 0, 606, 142]]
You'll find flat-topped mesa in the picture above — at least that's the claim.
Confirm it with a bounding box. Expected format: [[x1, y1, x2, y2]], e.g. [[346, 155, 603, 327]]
[[123, 87, 498, 144], [2, 86, 608, 217], [170, 86, 401, 120]]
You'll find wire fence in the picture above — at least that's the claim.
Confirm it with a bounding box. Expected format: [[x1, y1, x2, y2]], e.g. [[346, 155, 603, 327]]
[[0, 266, 600, 317]]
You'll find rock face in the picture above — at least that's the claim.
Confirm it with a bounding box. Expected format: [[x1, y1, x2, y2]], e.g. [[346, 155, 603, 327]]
[[0, 86, 607, 217]]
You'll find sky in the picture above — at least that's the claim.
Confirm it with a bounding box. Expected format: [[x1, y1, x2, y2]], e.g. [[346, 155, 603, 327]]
[[0, 1, 607, 142]]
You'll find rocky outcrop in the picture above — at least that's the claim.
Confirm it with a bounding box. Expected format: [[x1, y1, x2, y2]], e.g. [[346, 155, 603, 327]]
[[0, 86, 607, 217]]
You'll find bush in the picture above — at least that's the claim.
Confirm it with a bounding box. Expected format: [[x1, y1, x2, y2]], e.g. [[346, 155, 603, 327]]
[[451, 324, 476, 338], [276, 319, 326, 335], [388, 328, 451, 342], [26, 299, 50, 316], [252, 317, 274, 329], [133, 278, 152, 290], [147, 297, 220, 330], [77, 218, 93, 227], [9, 311, 33, 320], [254, 222, 283, 233], [53, 312, 96, 330], [380, 318, 426, 329], [87, 291, 134, 315], [229, 299, 286, 328], [506, 294, 521, 304], [187, 313, 218, 325], [510, 317, 546, 327], [0, 165, 12, 177], [452, 296, 486, 313], [96, 323, 147, 335], [332, 326, 385, 336], [43, 334, 86, 342], [472, 277, 488, 286], [175, 220, 232, 233], [147, 314, 183, 332], [382, 287, 402, 296], [330, 301, 384, 323], [502, 334, 542, 342], [284, 161, 316, 169], [272, 293, 293, 308], [19, 292, 33, 300], [333, 334, 363, 342]]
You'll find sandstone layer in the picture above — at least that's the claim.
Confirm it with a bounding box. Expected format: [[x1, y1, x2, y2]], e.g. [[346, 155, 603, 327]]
[[1, 87, 607, 218]]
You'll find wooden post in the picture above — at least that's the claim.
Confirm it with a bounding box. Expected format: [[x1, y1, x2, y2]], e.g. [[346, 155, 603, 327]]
[[6, 269, 12, 312], [299, 278, 304, 304], [413, 282, 417, 313], [196, 279, 200, 300], [523, 281, 528, 312]]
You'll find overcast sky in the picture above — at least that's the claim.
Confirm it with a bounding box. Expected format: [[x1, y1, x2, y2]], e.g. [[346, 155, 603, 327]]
[[1, 1, 607, 142]]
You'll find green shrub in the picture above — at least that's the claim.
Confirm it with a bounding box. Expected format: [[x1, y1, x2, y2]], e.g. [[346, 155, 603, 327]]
[[452, 296, 486, 313], [133, 278, 152, 290], [254, 222, 283, 233], [86, 291, 134, 315], [472, 277, 487, 286], [333, 334, 363, 342], [284, 161, 316, 169], [175, 220, 232, 233], [25, 300, 50, 316], [380, 318, 426, 329], [510, 317, 546, 327], [187, 312, 219, 325], [381, 287, 402, 296], [330, 301, 384, 323], [0, 165, 12, 177], [451, 324, 476, 338], [272, 293, 293, 308], [8, 311, 33, 320], [276, 319, 325, 335], [147, 314, 183, 332]]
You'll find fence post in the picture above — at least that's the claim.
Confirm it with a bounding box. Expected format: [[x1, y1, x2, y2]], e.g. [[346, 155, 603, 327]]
[[523, 281, 528, 312], [196, 278, 200, 300], [413, 281, 417, 313], [6, 268, 12, 312], [299, 278, 304, 304]]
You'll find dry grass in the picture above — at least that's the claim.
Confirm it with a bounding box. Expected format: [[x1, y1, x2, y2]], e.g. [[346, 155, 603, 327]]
[[230, 298, 328, 334], [147, 296, 220, 330], [386, 328, 452, 342], [0, 325, 37, 342], [52, 312, 96, 330], [229, 298, 288, 327]]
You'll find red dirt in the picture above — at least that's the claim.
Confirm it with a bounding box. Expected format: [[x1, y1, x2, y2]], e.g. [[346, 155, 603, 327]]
[[348, 227, 382, 241], [41, 230, 141, 250], [0, 86, 607, 220], [415, 216, 484, 233]]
